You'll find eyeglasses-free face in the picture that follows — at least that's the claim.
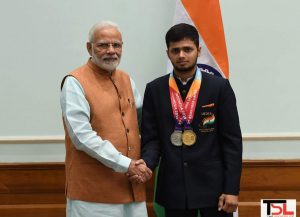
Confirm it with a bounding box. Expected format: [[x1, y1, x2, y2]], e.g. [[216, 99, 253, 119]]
[[167, 38, 200, 73]]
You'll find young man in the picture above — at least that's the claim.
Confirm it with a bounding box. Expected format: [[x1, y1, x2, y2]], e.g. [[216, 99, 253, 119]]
[[140, 23, 243, 217], [60, 21, 151, 217]]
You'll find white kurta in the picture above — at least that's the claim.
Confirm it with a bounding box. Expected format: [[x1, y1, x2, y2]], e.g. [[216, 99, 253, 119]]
[[60, 76, 147, 217]]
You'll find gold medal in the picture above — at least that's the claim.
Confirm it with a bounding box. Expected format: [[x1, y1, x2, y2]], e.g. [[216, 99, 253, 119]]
[[182, 130, 196, 146], [170, 130, 183, 146]]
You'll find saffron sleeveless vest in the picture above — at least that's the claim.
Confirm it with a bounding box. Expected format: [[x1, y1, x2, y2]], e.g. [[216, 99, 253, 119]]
[[63, 59, 145, 203]]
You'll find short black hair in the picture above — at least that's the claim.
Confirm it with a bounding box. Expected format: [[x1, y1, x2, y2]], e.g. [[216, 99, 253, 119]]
[[165, 23, 199, 48]]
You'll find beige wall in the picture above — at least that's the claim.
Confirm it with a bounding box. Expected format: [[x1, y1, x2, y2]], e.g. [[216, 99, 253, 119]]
[[0, 0, 300, 162]]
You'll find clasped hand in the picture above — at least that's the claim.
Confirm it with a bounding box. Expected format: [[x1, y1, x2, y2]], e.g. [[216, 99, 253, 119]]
[[127, 159, 152, 184]]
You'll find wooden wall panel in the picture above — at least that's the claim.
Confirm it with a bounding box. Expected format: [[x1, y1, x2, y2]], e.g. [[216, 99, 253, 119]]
[[0, 204, 65, 217], [0, 163, 65, 205], [238, 160, 300, 217], [0, 160, 299, 217]]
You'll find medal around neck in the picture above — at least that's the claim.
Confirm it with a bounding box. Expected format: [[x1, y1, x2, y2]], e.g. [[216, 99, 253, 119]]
[[170, 130, 183, 146], [169, 68, 201, 147], [182, 129, 196, 146]]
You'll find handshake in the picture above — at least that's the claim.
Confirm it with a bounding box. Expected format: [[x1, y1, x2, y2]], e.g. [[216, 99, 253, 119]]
[[127, 159, 152, 184]]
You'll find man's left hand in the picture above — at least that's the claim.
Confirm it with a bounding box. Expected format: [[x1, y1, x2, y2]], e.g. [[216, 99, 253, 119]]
[[218, 194, 238, 213]]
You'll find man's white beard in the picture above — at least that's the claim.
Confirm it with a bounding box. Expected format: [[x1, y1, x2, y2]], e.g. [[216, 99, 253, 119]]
[[98, 58, 120, 72], [92, 51, 120, 73]]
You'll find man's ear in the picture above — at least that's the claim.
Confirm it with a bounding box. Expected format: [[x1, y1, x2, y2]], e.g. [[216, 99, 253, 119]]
[[166, 49, 170, 58], [87, 42, 92, 56], [198, 46, 201, 57]]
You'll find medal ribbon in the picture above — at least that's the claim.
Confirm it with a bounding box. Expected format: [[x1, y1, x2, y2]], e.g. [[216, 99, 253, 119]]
[[169, 68, 202, 129]]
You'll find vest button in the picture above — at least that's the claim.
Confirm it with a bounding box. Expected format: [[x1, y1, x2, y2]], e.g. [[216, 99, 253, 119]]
[[184, 162, 188, 166], [128, 147, 132, 151], [121, 112, 125, 116], [126, 128, 130, 133]]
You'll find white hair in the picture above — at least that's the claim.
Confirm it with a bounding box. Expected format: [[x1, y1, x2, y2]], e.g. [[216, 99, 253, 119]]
[[88, 21, 121, 42]]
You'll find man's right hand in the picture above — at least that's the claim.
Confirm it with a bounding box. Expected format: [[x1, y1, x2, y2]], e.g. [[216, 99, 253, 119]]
[[127, 159, 152, 183]]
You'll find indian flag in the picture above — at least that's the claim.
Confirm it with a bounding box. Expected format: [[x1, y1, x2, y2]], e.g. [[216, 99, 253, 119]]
[[167, 0, 229, 79], [155, 0, 238, 217]]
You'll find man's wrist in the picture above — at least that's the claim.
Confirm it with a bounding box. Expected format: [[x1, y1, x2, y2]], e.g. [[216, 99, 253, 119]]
[[115, 155, 131, 173]]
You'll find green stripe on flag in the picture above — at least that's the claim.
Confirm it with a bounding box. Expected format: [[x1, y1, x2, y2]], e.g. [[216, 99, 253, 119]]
[[153, 161, 165, 217]]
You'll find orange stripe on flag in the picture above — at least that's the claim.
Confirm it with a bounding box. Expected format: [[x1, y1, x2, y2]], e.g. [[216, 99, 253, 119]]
[[181, 0, 229, 78]]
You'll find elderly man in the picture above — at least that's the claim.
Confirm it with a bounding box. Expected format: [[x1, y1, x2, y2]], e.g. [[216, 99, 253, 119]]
[[60, 21, 151, 217]]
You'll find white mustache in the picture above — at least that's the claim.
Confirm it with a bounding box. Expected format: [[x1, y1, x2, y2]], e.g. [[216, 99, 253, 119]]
[[102, 55, 118, 60]]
